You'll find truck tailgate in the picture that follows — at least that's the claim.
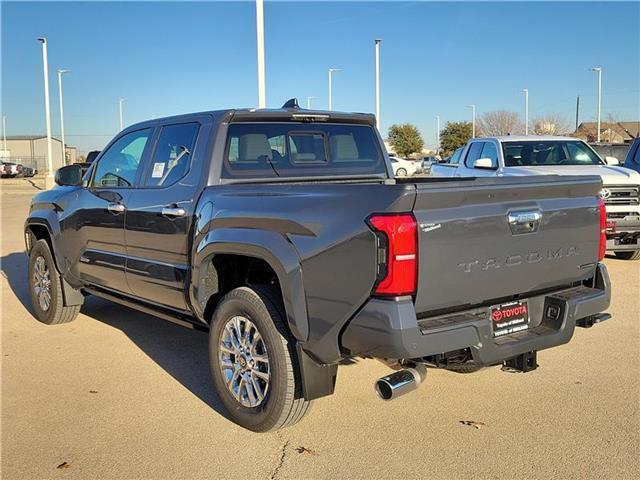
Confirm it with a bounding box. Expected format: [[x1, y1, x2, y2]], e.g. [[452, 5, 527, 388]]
[[412, 176, 602, 314]]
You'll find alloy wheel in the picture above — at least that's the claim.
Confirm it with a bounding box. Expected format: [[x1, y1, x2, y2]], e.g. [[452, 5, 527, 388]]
[[32, 255, 52, 311], [219, 315, 271, 408]]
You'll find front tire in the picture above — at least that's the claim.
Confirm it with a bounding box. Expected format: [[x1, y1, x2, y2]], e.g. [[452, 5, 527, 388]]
[[209, 286, 311, 432], [614, 250, 640, 260], [396, 168, 407, 177], [28, 239, 82, 325]]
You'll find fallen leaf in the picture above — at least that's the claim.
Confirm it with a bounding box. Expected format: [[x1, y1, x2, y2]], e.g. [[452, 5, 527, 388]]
[[295, 446, 318, 455], [56, 462, 71, 469], [89, 390, 98, 394], [574, 381, 582, 385], [459, 420, 486, 429]]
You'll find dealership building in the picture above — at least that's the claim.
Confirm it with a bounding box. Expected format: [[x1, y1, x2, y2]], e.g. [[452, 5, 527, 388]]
[[1, 135, 77, 173]]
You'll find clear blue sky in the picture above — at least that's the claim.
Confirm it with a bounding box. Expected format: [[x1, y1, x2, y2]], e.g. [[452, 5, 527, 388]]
[[2, 1, 639, 153]]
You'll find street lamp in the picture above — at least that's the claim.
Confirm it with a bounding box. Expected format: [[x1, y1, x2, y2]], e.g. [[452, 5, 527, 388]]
[[256, 0, 266, 108], [306, 96, 317, 109], [435, 115, 441, 154], [57, 69, 70, 164], [119, 98, 125, 131], [522, 89, 529, 135], [328, 68, 341, 111], [37, 37, 54, 188], [590, 67, 602, 143], [375, 38, 382, 129], [468, 104, 476, 138], [2, 115, 6, 154]]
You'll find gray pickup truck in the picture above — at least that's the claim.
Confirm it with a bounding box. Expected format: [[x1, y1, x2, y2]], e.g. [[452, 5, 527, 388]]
[[25, 102, 611, 432]]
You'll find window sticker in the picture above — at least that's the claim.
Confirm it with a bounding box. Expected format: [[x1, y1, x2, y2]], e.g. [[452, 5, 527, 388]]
[[151, 162, 165, 178]]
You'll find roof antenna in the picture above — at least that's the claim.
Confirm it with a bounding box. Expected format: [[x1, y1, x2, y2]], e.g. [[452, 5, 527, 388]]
[[281, 98, 300, 109]]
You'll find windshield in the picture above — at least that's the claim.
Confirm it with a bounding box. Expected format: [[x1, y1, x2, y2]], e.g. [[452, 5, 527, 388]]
[[502, 140, 603, 167]]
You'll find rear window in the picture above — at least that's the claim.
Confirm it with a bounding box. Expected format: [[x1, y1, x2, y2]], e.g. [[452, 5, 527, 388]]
[[222, 123, 385, 178]]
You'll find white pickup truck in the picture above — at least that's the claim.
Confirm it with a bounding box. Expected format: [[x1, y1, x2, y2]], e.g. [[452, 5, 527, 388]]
[[431, 136, 640, 260]]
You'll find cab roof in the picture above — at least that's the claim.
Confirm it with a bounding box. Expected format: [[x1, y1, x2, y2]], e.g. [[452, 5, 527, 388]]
[[125, 107, 377, 132]]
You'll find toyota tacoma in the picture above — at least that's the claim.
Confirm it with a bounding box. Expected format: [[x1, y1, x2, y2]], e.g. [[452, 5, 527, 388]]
[[25, 103, 611, 431]]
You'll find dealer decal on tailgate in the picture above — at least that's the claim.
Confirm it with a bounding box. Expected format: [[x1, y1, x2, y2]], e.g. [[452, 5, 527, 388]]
[[491, 300, 529, 337]]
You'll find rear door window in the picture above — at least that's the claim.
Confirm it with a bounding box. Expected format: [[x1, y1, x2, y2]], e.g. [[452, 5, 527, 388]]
[[450, 148, 463, 165], [222, 123, 385, 178], [143, 122, 199, 187]]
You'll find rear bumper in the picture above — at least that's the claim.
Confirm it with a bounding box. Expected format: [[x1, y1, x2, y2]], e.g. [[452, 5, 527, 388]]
[[341, 264, 611, 366]]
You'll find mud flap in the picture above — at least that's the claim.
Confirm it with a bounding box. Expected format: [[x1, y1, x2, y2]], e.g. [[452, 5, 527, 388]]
[[296, 344, 338, 401]]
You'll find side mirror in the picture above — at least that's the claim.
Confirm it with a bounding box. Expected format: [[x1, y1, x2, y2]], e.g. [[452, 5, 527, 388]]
[[474, 157, 497, 169], [54, 164, 83, 186], [605, 156, 620, 166]]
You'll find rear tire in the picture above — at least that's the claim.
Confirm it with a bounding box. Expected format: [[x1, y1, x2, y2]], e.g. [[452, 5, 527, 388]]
[[208, 286, 311, 432], [614, 250, 640, 260], [396, 168, 407, 177], [28, 239, 82, 325]]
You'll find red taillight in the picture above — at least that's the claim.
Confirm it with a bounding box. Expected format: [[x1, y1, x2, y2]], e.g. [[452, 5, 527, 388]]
[[368, 213, 418, 296], [598, 198, 606, 261]]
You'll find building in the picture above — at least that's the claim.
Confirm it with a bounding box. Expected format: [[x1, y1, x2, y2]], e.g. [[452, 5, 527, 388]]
[[1, 135, 72, 173], [573, 121, 640, 144]]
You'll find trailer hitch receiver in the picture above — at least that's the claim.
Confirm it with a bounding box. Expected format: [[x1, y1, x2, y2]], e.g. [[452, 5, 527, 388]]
[[503, 351, 538, 373]]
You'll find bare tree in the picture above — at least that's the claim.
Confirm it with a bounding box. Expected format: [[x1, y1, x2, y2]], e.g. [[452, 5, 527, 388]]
[[477, 110, 523, 136], [532, 114, 571, 135]]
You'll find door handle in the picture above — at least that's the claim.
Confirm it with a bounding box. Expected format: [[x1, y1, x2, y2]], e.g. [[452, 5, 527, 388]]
[[107, 202, 126, 214], [162, 206, 186, 218]]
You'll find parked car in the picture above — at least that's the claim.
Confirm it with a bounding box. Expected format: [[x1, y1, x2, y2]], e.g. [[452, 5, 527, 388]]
[[21, 165, 36, 177], [1, 162, 20, 178], [25, 105, 611, 432], [431, 136, 640, 260], [85, 150, 100, 164], [623, 137, 640, 174], [420, 156, 439, 174], [389, 155, 418, 176]]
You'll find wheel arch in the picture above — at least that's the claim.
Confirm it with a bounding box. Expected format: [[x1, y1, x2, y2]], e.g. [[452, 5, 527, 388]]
[[24, 214, 63, 271], [190, 228, 309, 342], [25, 215, 83, 307]]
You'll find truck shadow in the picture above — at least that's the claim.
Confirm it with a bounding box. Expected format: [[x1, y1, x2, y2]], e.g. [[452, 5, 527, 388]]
[[1, 252, 35, 315], [1, 251, 231, 422]]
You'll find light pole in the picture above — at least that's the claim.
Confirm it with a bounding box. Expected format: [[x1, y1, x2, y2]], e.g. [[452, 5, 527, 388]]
[[375, 38, 381, 129], [2, 115, 6, 154], [590, 67, 602, 143], [57, 69, 70, 164], [435, 115, 441, 154], [306, 96, 316, 109], [118, 98, 125, 131], [328, 68, 341, 111], [522, 88, 529, 135], [468, 104, 476, 138], [37, 37, 54, 188], [256, 0, 266, 108]]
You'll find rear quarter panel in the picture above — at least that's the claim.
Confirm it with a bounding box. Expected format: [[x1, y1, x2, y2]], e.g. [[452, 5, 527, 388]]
[[193, 182, 415, 363]]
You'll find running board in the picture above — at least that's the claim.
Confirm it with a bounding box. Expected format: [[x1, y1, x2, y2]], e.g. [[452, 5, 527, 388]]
[[83, 287, 207, 331]]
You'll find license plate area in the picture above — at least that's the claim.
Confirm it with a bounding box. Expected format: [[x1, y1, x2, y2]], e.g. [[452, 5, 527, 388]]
[[491, 300, 529, 338]]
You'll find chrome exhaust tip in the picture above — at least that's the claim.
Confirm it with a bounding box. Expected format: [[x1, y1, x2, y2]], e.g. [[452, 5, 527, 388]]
[[375, 365, 427, 401]]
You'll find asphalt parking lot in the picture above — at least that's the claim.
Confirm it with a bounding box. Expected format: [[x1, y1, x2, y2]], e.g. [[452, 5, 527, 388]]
[[1, 181, 638, 479]]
